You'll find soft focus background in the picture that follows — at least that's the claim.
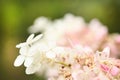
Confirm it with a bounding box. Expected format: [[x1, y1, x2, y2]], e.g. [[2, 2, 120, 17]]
[[0, 0, 120, 80]]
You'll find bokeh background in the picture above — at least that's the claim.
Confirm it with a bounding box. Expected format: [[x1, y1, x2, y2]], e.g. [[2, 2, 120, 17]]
[[0, 0, 120, 80]]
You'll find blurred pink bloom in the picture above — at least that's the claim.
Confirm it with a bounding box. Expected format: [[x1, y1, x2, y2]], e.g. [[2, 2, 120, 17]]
[[15, 13, 120, 80], [100, 64, 119, 76], [57, 19, 108, 51], [100, 64, 110, 73], [102, 34, 120, 58], [110, 66, 119, 76], [115, 35, 120, 44]]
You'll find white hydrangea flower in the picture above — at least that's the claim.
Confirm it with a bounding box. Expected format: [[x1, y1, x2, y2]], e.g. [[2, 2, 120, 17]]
[[25, 52, 42, 74], [25, 51, 50, 74], [45, 47, 65, 59], [14, 13, 120, 80], [28, 13, 86, 44], [28, 17, 51, 33], [14, 34, 43, 67]]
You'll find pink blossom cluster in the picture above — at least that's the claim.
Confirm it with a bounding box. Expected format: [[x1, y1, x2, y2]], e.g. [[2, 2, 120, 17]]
[[28, 13, 120, 58], [14, 13, 120, 80], [47, 47, 120, 80]]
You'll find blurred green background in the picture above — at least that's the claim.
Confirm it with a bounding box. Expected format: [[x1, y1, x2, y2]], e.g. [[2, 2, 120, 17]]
[[0, 0, 120, 80]]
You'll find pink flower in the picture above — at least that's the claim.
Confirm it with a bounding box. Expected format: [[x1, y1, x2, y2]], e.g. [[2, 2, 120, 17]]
[[115, 35, 120, 44], [100, 64, 110, 72], [100, 64, 119, 76], [110, 66, 119, 76], [102, 34, 120, 58], [57, 19, 108, 51]]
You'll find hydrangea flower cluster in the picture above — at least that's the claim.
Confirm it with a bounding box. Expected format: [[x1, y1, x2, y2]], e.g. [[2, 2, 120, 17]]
[[14, 13, 120, 80]]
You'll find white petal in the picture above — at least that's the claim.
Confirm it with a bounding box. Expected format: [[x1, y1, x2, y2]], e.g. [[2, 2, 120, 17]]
[[16, 43, 26, 48], [28, 46, 37, 56], [103, 47, 110, 53], [19, 47, 28, 55], [25, 64, 41, 74], [46, 51, 55, 59], [31, 34, 43, 43], [26, 34, 34, 42], [24, 57, 33, 67], [25, 66, 36, 74], [14, 55, 25, 67], [95, 51, 101, 59], [102, 47, 110, 58], [16, 44, 21, 48]]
